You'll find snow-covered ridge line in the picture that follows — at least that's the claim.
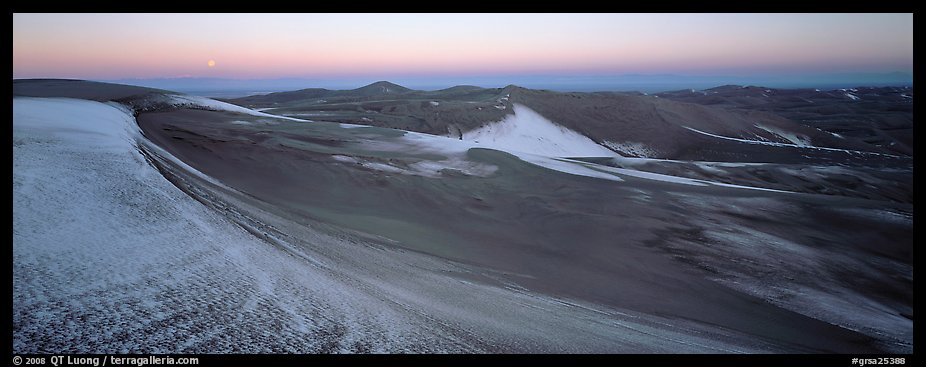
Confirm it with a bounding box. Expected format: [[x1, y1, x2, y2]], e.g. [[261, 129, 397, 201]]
[[683, 126, 901, 158], [14, 97, 139, 150], [168, 95, 310, 122], [14, 97, 240, 192]]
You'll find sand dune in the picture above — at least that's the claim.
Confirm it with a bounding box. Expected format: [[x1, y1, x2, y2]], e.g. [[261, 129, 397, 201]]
[[13, 80, 912, 353]]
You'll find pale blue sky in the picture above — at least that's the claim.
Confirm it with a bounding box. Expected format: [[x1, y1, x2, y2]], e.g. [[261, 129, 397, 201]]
[[14, 13, 913, 80]]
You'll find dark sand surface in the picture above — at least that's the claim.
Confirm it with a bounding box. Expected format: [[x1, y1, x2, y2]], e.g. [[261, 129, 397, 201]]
[[137, 107, 910, 353]]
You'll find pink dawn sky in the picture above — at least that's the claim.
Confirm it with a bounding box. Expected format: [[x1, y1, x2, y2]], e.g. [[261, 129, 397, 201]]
[[12, 13, 913, 80]]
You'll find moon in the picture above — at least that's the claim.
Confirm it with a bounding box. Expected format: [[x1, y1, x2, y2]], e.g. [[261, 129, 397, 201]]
[[207, 60, 216, 67]]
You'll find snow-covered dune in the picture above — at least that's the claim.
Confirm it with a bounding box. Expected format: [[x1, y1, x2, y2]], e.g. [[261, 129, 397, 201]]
[[13, 98, 351, 351], [14, 97, 773, 353], [12, 97, 455, 352]]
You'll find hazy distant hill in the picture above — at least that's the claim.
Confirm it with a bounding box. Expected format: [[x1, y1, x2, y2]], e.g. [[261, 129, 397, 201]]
[[228, 81, 905, 163], [655, 85, 914, 156], [101, 72, 913, 95]]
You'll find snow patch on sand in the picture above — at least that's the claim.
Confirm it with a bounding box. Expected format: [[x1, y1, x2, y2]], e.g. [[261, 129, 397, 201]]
[[521, 155, 624, 182], [572, 161, 790, 192], [754, 124, 813, 147], [602, 141, 658, 158], [462, 104, 619, 158], [408, 158, 499, 177], [393, 131, 622, 182], [695, 163, 728, 175], [684, 126, 899, 157], [396, 122, 784, 190], [587, 163, 706, 186], [332, 154, 497, 178], [364, 113, 790, 190], [331, 155, 406, 174]]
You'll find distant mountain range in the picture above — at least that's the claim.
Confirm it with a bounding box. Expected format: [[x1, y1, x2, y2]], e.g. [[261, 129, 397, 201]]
[[100, 72, 913, 97], [225, 80, 912, 160]]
